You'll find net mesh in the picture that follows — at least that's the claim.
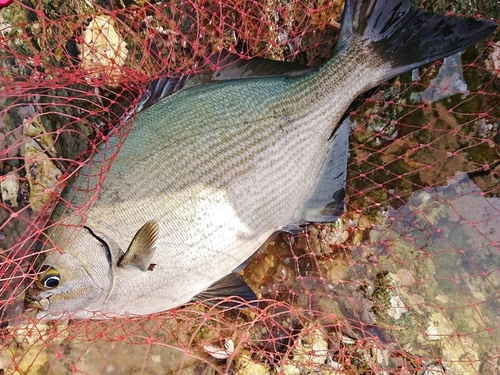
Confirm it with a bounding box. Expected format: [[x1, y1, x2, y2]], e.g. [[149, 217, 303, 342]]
[[0, 0, 499, 373]]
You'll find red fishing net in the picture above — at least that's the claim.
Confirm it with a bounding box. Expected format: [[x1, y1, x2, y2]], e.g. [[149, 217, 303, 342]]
[[1, 0, 499, 373]]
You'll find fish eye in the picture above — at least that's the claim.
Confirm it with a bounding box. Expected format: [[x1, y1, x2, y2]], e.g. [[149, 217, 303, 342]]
[[36, 267, 61, 289], [42, 275, 60, 288]]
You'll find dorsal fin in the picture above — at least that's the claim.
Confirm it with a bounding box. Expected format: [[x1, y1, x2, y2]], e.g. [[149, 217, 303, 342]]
[[118, 220, 159, 271], [193, 273, 257, 308], [292, 116, 349, 225]]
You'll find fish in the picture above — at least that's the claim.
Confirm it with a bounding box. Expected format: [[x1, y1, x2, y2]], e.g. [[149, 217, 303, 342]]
[[25, 0, 497, 320]]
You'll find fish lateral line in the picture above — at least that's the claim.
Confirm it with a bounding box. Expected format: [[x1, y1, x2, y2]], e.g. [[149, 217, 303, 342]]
[[136, 51, 317, 114]]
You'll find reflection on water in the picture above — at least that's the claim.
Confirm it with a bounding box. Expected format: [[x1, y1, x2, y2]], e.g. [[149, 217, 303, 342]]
[[381, 172, 500, 373], [410, 52, 469, 104]]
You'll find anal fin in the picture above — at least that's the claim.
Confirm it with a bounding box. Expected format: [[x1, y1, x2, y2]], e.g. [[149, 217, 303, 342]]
[[193, 273, 257, 308], [295, 116, 349, 224]]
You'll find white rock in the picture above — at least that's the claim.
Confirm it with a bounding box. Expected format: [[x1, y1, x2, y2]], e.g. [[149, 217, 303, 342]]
[[1, 171, 19, 208]]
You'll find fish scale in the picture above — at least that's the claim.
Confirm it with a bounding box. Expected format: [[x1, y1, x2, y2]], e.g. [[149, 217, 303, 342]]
[[68, 75, 339, 315], [25, 0, 497, 319]]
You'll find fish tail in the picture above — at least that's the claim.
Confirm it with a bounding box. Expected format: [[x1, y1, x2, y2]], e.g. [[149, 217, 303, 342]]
[[335, 0, 497, 85]]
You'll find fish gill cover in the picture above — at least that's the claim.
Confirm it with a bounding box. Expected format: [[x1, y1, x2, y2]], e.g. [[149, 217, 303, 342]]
[[0, 0, 499, 374]]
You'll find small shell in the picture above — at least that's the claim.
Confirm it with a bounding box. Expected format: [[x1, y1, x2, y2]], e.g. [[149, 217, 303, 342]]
[[1, 171, 19, 208], [485, 42, 500, 78], [203, 339, 234, 360], [387, 294, 406, 320], [294, 327, 329, 365]]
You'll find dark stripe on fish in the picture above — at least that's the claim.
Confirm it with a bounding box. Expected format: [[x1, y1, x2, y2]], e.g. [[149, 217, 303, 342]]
[[83, 226, 113, 267]]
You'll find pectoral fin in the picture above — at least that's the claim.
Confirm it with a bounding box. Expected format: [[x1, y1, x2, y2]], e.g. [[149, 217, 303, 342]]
[[193, 273, 257, 308], [118, 220, 159, 271]]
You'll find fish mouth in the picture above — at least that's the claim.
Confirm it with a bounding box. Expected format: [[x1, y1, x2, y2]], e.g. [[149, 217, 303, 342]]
[[24, 296, 50, 312]]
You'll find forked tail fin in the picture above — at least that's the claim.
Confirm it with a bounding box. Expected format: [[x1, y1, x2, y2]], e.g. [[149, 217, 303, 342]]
[[335, 0, 497, 82]]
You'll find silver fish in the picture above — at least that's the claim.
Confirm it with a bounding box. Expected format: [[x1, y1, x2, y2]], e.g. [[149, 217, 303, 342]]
[[26, 0, 496, 319]]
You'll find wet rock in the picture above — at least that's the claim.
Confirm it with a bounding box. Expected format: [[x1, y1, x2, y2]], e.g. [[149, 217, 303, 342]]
[[0, 171, 19, 208], [80, 15, 129, 86], [21, 140, 62, 213], [233, 353, 270, 375]]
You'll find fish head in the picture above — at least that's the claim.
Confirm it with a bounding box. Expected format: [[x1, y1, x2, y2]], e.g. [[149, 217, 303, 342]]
[[26, 226, 116, 320]]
